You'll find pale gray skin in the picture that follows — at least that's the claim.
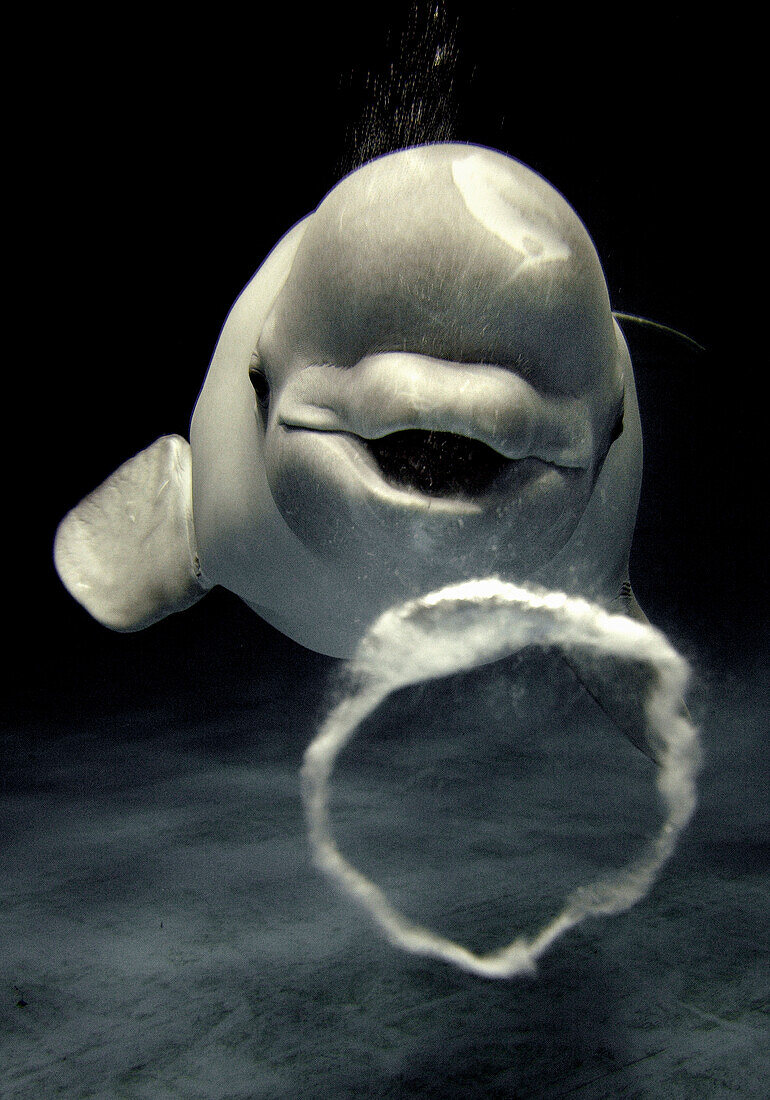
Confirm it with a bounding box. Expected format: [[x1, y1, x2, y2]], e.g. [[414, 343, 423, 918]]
[[55, 143, 645, 672]]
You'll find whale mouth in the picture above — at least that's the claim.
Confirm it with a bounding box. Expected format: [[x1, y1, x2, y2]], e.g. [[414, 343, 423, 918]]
[[364, 430, 511, 498]]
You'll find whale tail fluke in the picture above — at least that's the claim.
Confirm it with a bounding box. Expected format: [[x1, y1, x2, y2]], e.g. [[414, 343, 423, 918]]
[[612, 312, 705, 355], [53, 434, 208, 632]]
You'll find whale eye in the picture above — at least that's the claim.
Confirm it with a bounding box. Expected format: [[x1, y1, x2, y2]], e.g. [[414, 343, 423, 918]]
[[249, 361, 271, 410]]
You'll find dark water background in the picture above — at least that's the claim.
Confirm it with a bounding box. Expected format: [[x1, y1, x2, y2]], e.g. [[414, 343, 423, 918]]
[[4, 4, 766, 1096]]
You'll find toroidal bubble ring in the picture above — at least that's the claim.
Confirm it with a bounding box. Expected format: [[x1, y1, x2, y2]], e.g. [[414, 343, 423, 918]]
[[301, 579, 699, 979]]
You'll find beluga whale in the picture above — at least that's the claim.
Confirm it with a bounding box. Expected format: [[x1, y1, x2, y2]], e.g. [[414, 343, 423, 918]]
[[54, 142, 646, 663], [54, 141, 705, 977]]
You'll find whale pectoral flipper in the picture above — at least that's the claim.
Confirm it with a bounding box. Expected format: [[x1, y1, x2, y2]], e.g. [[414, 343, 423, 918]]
[[559, 583, 680, 764], [561, 646, 660, 762], [54, 434, 207, 631]]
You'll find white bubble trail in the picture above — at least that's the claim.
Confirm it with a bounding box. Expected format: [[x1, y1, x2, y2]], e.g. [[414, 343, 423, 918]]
[[301, 579, 700, 979]]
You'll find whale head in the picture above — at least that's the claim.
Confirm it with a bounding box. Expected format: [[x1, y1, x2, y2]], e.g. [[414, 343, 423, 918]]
[[55, 144, 642, 658]]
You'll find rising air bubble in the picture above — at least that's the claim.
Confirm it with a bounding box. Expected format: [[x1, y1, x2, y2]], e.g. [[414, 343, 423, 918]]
[[301, 579, 699, 979]]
